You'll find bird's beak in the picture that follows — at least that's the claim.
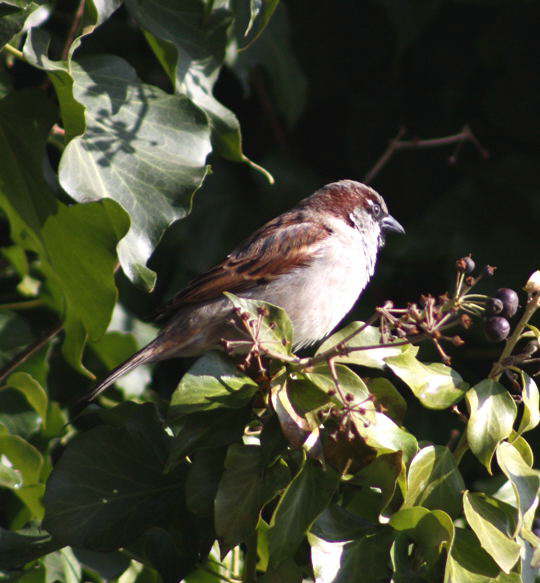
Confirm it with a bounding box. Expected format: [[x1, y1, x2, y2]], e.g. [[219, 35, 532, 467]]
[[381, 214, 405, 235]]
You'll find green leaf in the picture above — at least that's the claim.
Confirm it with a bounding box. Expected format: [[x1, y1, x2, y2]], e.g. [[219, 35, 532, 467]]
[[311, 504, 375, 542], [43, 547, 82, 583], [125, 0, 273, 182], [304, 363, 370, 401], [462, 491, 521, 573], [58, 55, 212, 289], [465, 380, 517, 473], [444, 527, 508, 583], [167, 408, 252, 467], [309, 526, 394, 583], [215, 444, 263, 552], [6, 372, 47, 428], [185, 448, 226, 516], [0, 311, 33, 366], [517, 372, 539, 435], [351, 408, 418, 464], [0, 388, 41, 438], [0, 90, 129, 375], [404, 445, 465, 518], [496, 441, 540, 532], [0, 432, 44, 518], [385, 345, 469, 409], [365, 377, 407, 424], [225, 293, 293, 355], [231, 4, 306, 126], [0, 1, 44, 49], [267, 458, 339, 567], [347, 452, 402, 521], [316, 321, 407, 369], [43, 403, 188, 551], [169, 352, 258, 418], [0, 528, 62, 570]]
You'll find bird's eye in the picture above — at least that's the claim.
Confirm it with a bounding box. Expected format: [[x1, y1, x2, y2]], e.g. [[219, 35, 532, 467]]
[[371, 203, 382, 217]]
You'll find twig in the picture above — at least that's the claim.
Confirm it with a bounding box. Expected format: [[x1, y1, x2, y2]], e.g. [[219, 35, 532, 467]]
[[489, 291, 540, 380], [61, 0, 86, 61], [0, 299, 44, 311], [2, 44, 24, 61], [365, 125, 489, 184], [0, 323, 63, 383]]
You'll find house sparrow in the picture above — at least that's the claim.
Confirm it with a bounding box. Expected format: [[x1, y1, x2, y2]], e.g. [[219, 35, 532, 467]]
[[84, 180, 404, 401]]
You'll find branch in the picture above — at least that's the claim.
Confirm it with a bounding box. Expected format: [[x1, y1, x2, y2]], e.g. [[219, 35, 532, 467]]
[[0, 323, 63, 383], [2, 44, 24, 61], [489, 290, 540, 380], [365, 125, 489, 184]]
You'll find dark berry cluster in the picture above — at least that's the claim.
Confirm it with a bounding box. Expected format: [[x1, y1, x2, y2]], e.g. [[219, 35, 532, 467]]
[[484, 288, 519, 342]]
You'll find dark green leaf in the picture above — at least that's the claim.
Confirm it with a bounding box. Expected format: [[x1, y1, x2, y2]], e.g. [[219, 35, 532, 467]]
[[169, 352, 258, 418], [462, 491, 520, 573], [0, 389, 41, 438], [57, 55, 212, 289], [0, 528, 62, 570], [386, 345, 469, 409], [347, 451, 403, 521], [43, 403, 187, 551], [311, 504, 375, 542], [0, 311, 33, 366], [125, 0, 273, 182], [316, 322, 407, 369], [259, 559, 303, 583], [167, 408, 252, 467], [465, 380, 517, 473], [267, 458, 339, 567], [0, 90, 129, 374], [309, 526, 394, 583], [231, 4, 306, 126], [186, 448, 226, 516], [365, 377, 407, 424], [404, 445, 465, 518], [215, 444, 263, 552], [72, 548, 131, 580], [517, 372, 539, 435], [244, 0, 279, 43], [496, 441, 540, 531]]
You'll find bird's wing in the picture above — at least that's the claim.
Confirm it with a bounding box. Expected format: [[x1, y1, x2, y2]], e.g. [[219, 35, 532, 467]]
[[154, 215, 332, 321]]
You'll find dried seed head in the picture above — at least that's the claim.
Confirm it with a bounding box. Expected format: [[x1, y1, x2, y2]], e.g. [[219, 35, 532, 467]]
[[483, 265, 497, 277], [451, 335, 465, 347], [460, 314, 473, 329], [327, 389, 336, 396], [345, 393, 355, 402], [257, 306, 269, 317]]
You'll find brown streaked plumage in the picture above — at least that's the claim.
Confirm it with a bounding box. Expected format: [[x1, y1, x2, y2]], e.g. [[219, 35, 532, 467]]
[[82, 179, 404, 402]]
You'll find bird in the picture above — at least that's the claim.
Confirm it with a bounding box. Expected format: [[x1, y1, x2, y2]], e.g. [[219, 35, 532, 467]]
[[83, 180, 404, 402]]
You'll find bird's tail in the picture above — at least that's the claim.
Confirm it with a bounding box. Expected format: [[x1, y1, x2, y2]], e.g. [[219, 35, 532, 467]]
[[80, 337, 164, 403]]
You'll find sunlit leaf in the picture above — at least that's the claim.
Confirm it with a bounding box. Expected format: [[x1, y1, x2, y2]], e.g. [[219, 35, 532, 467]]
[[463, 491, 520, 573], [385, 345, 469, 409], [465, 380, 517, 473], [169, 352, 258, 418], [517, 372, 539, 435], [316, 321, 407, 369], [6, 372, 47, 427], [404, 445, 465, 518]]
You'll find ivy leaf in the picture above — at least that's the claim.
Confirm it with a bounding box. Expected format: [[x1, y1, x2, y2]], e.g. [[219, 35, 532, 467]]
[[517, 372, 539, 435], [465, 380, 517, 473], [169, 352, 258, 419], [385, 345, 469, 409], [444, 527, 508, 583], [227, 294, 294, 353], [403, 445, 465, 518], [43, 403, 188, 551], [58, 56, 212, 290], [125, 0, 273, 183], [496, 441, 540, 532], [244, 0, 280, 43], [462, 491, 521, 574], [316, 321, 407, 369], [267, 458, 339, 568], [5, 372, 48, 428], [364, 377, 407, 424], [309, 526, 394, 583], [0, 90, 129, 375], [0, 528, 62, 571]]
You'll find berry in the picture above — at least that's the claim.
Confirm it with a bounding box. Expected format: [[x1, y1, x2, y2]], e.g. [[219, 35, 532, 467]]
[[485, 317, 511, 342], [493, 288, 519, 318], [463, 257, 475, 274], [486, 298, 503, 316]]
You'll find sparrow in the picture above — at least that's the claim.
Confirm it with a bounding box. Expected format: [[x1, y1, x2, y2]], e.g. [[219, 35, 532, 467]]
[[84, 180, 404, 401]]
